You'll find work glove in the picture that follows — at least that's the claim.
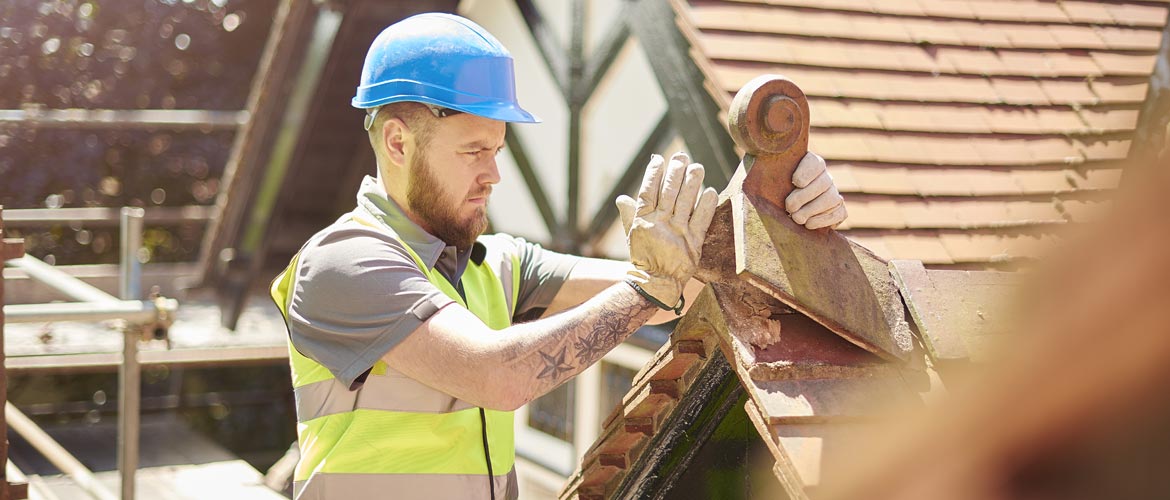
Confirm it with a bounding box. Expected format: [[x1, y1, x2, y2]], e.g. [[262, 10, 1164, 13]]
[[786, 152, 847, 230], [616, 152, 718, 309]]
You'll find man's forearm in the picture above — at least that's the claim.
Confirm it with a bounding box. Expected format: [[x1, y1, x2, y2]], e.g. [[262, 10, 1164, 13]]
[[543, 257, 700, 325], [497, 283, 656, 407]]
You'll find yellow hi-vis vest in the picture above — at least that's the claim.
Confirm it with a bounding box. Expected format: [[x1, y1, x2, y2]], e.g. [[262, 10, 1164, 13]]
[[271, 217, 521, 500]]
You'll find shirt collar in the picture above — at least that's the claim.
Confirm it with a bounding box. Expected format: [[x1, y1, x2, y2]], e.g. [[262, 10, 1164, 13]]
[[355, 176, 472, 283]]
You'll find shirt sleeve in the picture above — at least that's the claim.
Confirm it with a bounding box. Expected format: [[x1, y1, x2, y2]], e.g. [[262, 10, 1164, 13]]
[[488, 233, 580, 319], [284, 224, 454, 389]]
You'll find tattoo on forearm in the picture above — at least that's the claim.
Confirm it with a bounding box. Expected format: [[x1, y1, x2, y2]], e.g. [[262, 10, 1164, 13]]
[[532, 286, 655, 384], [573, 307, 638, 364], [536, 346, 574, 380]]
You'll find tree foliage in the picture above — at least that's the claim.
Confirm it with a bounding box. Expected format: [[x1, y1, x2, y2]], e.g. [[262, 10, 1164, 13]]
[[0, 0, 278, 264]]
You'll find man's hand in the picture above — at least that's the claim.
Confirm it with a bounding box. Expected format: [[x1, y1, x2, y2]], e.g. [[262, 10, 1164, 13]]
[[786, 152, 847, 230], [615, 152, 718, 307]]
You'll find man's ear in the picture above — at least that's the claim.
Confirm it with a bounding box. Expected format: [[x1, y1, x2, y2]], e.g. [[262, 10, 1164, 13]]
[[381, 117, 410, 167]]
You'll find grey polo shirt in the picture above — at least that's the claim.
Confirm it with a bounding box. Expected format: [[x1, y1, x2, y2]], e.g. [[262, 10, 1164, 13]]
[[283, 176, 580, 389]]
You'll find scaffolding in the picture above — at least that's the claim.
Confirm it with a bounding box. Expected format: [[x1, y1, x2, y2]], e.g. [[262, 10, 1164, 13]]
[[1, 206, 178, 500]]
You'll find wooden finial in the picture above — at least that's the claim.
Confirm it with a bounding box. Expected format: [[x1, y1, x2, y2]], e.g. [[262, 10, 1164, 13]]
[[728, 75, 810, 212]]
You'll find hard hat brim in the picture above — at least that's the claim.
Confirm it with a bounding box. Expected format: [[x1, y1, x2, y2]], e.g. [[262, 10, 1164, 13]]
[[352, 94, 540, 124]]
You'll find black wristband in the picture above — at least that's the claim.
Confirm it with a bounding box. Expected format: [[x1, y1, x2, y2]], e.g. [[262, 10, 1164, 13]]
[[624, 278, 685, 315]]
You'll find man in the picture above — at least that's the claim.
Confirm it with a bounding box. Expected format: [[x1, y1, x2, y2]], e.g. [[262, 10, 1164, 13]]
[[271, 13, 846, 500]]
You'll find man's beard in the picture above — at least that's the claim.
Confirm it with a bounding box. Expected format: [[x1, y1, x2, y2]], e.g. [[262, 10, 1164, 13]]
[[406, 150, 490, 250]]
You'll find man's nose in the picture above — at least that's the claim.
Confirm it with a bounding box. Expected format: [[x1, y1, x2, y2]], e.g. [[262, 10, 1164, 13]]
[[480, 157, 501, 185]]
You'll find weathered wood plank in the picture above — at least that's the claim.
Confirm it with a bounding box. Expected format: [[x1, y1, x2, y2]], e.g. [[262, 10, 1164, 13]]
[[890, 259, 1016, 363]]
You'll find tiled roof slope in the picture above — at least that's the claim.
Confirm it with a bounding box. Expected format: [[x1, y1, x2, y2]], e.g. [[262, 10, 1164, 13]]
[[674, 0, 1168, 266]]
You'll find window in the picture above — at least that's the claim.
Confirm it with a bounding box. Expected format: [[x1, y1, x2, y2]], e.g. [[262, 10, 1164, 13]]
[[527, 380, 574, 442], [600, 362, 637, 428]]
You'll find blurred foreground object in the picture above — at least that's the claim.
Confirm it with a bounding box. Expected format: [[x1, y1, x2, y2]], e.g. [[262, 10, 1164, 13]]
[[822, 122, 1170, 500]]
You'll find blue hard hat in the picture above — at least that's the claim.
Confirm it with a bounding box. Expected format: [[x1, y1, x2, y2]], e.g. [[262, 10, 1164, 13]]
[[352, 13, 540, 124]]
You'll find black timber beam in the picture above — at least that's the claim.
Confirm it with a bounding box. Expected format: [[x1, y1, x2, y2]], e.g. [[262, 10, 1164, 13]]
[[505, 123, 560, 239], [613, 353, 744, 499], [576, 8, 630, 106], [516, 0, 571, 101], [628, 0, 736, 190], [197, 0, 318, 288], [565, 0, 586, 247], [584, 112, 673, 249]]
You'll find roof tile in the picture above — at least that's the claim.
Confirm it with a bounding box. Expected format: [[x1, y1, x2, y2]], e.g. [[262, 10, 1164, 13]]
[[975, 137, 1053, 165], [1005, 24, 1061, 49], [951, 231, 1056, 261], [844, 44, 911, 72], [919, 136, 985, 165], [827, 164, 862, 192], [1091, 52, 1160, 76], [1004, 199, 1066, 223], [873, 0, 926, 17], [954, 23, 1012, 48], [1059, 1, 1116, 24], [951, 199, 1015, 227], [847, 164, 915, 194], [1046, 25, 1109, 50], [815, 0, 875, 11], [981, 107, 1039, 134], [1079, 108, 1141, 132], [928, 107, 993, 134], [1041, 51, 1106, 78], [1077, 166, 1125, 190], [1077, 138, 1132, 161], [1105, 3, 1170, 27], [899, 167, 1020, 196], [1024, 137, 1083, 164], [968, 0, 1069, 23], [853, 16, 916, 43], [810, 132, 878, 162], [1038, 79, 1099, 105], [810, 99, 886, 129], [861, 132, 921, 162], [1094, 26, 1165, 51], [898, 199, 962, 228], [844, 233, 895, 258], [936, 232, 1010, 262], [895, 46, 952, 73], [917, 0, 976, 19], [691, 6, 866, 41], [877, 231, 956, 264], [1011, 168, 1077, 193], [840, 197, 906, 228], [1088, 79, 1149, 103], [941, 47, 1005, 74], [962, 168, 1021, 195], [876, 105, 937, 132], [1058, 198, 1110, 223], [904, 21, 964, 45], [909, 169, 980, 195], [1032, 107, 1090, 133], [991, 78, 1052, 104]]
